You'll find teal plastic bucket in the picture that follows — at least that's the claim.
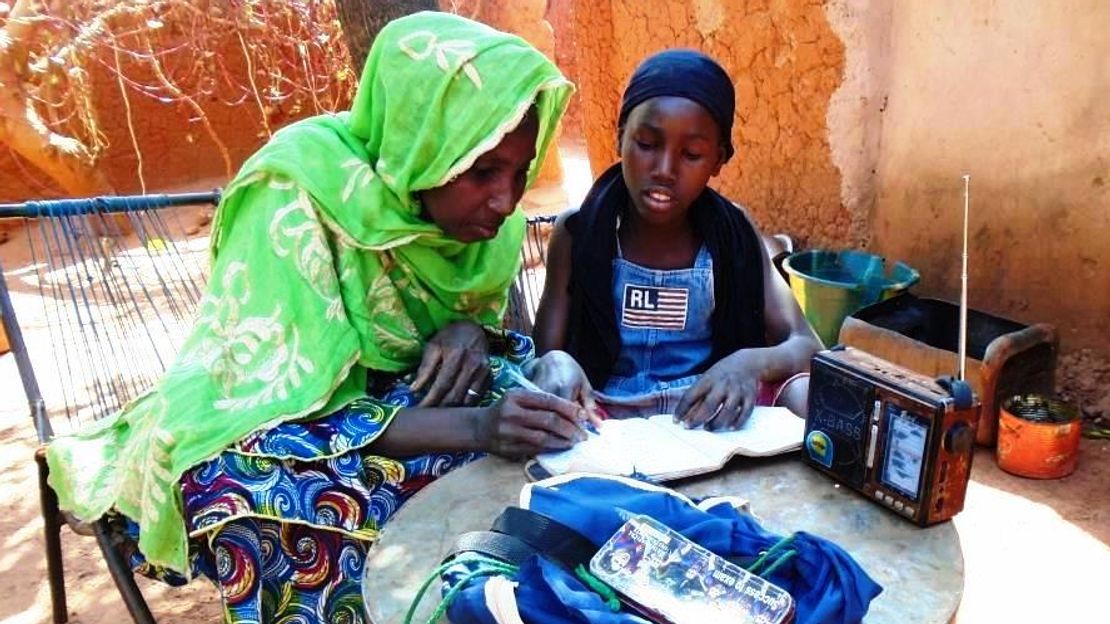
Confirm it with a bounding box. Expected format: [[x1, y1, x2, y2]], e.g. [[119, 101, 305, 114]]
[[781, 250, 920, 347]]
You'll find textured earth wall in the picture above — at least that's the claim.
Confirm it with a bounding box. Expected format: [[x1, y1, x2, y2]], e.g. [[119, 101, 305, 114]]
[[868, 0, 1110, 417], [546, 0, 583, 140], [572, 0, 853, 247]]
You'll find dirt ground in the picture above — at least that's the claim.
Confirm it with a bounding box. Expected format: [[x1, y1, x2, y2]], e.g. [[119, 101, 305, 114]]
[[0, 148, 1107, 622]]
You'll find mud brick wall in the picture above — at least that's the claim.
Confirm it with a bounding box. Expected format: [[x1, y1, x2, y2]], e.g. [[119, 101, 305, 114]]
[[572, 0, 853, 248]]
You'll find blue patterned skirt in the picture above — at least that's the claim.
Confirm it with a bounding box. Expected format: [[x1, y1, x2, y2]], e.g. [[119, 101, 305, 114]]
[[125, 335, 532, 623]]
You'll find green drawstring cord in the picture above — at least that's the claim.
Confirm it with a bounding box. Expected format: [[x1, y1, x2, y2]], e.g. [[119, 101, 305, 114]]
[[574, 564, 622, 612], [429, 565, 515, 622], [404, 535, 801, 622], [403, 554, 518, 624], [402, 556, 624, 622], [746, 534, 798, 578], [759, 549, 798, 578]]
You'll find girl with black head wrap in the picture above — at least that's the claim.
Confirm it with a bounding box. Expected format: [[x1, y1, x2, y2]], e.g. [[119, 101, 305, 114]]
[[530, 50, 821, 430]]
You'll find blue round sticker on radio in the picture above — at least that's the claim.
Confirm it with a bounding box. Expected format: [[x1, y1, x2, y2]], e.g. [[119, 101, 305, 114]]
[[806, 430, 833, 467]]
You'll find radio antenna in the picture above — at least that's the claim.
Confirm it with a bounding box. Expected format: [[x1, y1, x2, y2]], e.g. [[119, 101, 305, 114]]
[[958, 174, 970, 381]]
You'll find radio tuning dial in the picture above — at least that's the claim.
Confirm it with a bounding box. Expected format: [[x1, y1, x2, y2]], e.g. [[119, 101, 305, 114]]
[[944, 422, 974, 454]]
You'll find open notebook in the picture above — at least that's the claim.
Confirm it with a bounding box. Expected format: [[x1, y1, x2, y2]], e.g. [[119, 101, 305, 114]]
[[534, 407, 805, 482]]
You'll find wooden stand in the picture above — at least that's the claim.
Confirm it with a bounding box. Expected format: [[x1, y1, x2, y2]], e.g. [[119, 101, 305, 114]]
[[839, 294, 1058, 446]]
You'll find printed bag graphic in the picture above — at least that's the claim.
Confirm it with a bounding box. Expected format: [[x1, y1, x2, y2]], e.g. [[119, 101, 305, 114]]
[[591, 515, 795, 624]]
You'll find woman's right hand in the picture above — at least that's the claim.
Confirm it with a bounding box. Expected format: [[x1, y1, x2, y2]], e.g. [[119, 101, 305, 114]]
[[475, 388, 587, 459]]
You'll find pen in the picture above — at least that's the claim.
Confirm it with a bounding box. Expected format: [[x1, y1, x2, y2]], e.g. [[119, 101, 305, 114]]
[[504, 366, 599, 434], [503, 364, 545, 393]]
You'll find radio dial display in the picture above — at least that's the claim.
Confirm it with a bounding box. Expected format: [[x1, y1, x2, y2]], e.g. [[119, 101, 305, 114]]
[[880, 406, 929, 501]]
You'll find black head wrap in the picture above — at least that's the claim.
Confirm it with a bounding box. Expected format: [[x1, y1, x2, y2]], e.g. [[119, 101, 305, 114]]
[[564, 50, 765, 389], [617, 49, 736, 160]]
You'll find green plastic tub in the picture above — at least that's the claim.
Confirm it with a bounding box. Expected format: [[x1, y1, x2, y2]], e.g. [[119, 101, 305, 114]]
[[781, 250, 920, 347]]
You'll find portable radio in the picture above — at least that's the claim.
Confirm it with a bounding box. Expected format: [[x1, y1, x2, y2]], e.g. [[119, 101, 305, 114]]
[[804, 175, 982, 526], [803, 346, 979, 526]]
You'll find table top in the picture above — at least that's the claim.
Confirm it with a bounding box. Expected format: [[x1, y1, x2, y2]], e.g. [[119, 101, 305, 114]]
[[363, 454, 963, 623]]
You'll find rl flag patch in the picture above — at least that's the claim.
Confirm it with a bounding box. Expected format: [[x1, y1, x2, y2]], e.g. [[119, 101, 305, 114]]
[[621, 284, 689, 331]]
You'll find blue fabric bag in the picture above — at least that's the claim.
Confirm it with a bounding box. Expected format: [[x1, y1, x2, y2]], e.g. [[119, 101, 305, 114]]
[[443, 474, 882, 624]]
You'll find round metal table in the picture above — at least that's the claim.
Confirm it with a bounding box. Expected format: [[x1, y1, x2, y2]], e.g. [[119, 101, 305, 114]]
[[363, 455, 963, 623]]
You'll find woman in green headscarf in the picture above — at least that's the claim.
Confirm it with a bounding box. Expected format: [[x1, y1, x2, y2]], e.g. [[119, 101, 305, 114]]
[[46, 11, 577, 622]]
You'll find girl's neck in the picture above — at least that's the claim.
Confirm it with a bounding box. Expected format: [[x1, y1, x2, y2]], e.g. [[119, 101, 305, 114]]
[[618, 210, 701, 270]]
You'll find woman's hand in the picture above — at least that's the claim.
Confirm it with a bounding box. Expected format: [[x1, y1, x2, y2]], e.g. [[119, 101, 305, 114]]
[[526, 350, 605, 427], [475, 388, 587, 459], [675, 351, 761, 430], [412, 320, 491, 407]]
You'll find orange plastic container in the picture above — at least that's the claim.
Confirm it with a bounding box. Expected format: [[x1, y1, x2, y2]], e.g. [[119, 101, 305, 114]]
[[996, 395, 1080, 479], [0, 315, 9, 355]]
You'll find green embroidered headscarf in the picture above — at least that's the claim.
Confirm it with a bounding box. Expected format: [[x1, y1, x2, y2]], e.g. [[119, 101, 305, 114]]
[[46, 11, 572, 573]]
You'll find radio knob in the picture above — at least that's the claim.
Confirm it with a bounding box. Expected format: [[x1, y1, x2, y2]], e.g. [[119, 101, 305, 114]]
[[944, 422, 974, 454]]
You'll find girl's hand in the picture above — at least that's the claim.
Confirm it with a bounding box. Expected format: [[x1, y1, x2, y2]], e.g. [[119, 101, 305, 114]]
[[526, 350, 605, 428], [475, 389, 588, 459], [412, 320, 490, 407], [675, 351, 761, 430]]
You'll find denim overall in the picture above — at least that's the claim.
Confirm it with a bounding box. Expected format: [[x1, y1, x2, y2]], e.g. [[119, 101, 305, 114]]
[[599, 240, 715, 417]]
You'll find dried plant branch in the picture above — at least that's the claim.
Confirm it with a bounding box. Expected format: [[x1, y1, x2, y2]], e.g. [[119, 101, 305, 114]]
[[2, 0, 355, 195], [112, 35, 145, 192], [237, 29, 271, 139], [139, 28, 233, 178]]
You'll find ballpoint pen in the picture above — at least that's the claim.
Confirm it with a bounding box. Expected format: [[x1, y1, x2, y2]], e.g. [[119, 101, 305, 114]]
[[503, 366, 599, 434]]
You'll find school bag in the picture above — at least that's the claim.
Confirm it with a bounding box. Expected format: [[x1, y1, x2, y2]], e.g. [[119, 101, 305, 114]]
[[416, 474, 882, 624]]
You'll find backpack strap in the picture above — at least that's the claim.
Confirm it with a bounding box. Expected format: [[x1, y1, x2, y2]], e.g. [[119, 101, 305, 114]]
[[448, 531, 538, 567], [443, 506, 597, 571]]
